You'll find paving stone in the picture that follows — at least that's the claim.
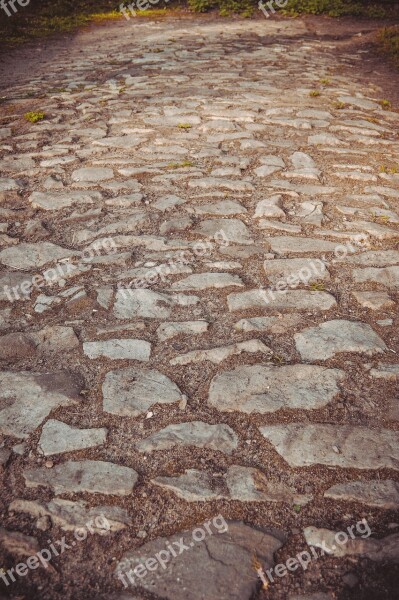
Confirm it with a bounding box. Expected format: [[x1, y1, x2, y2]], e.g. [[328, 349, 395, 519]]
[[352, 291, 395, 310], [9, 498, 132, 533], [194, 218, 253, 245], [0, 178, 19, 191], [285, 151, 321, 180], [259, 424, 399, 469], [346, 250, 399, 266], [71, 167, 114, 182], [234, 314, 303, 333], [263, 258, 329, 285], [24, 460, 138, 496], [30, 325, 80, 353], [170, 339, 271, 366], [137, 422, 238, 454], [83, 339, 151, 361], [352, 266, 399, 288], [152, 469, 226, 501], [29, 191, 102, 210], [103, 367, 183, 417], [38, 420, 107, 456], [153, 195, 186, 211], [187, 200, 246, 215], [258, 220, 302, 233], [188, 177, 254, 192], [171, 273, 244, 291], [295, 319, 387, 361], [226, 465, 312, 505], [116, 521, 285, 600], [209, 364, 344, 413], [228, 289, 336, 312], [338, 95, 380, 110], [0, 371, 81, 439], [369, 363, 399, 381], [0, 333, 36, 360], [254, 196, 285, 218], [0, 242, 75, 270], [0, 527, 39, 557], [114, 289, 199, 319], [324, 480, 399, 509], [304, 526, 399, 562], [157, 320, 209, 341], [269, 236, 338, 254]]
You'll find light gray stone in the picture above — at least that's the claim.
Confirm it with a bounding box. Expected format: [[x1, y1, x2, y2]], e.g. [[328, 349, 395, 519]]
[[209, 364, 344, 414], [352, 266, 399, 288], [188, 177, 254, 192], [30, 325, 80, 353], [324, 480, 399, 509], [295, 320, 387, 361], [170, 339, 271, 366], [0, 272, 33, 301], [114, 289, 199, 319], [352, 291, 395, 310], [0, 371, 81, 439], [152, 469, 226, 501], [116, 521, 285, 600], [103, 367, 183, 417], [228, 289, 336, 312], [137, 422, 238, 454], [194, 218, 254, 245], [0, 242, 76, 270], [188, 200, 246, 216], [29, 191, 102, 210], [38, 420, 107, 455], [369, 364, 399, 381], [24, 460, 138, 496], [259, 424, 399, 469], [270, 236, 338, 254], [346, 250, 399, 266], [263, 258, 329, 285], [83, 339, 151, 361], [157, 320, 209, 341], [71, 167, 114, 182], [254, 196, 285, 218], [171, 273, 244, 291], [10, 498, 132, 532]]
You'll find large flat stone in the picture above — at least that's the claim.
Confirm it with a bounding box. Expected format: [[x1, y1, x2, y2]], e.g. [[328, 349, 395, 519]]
[[103, 367, 183, 417], [114, 289, 199, 319], [157, 320, 209, 341], [346, 250, 399, 266], [137, 422, 238, 454], [0, 371, 81, 439], [227, 289, 336, 312], [259, 424, 399, 469], [83, 339, 151, 361], [38, 420, 107, 456], [324, 480, 399, 509], [269, 236, 337, 254], [171, 273, 244, 291], [116, 521, 285, 600], [29, 191, 102, 210], [194, 219, 254, 245], [170, 339, 271, 366], [209, 364, 344, 414], [0, 242, 76, 270], [152, 470, 226, 501], [263, 258, 329, 285], [24, 460, 138, 496], [295, 320, 387, 361], [352, 266, 399, 288]]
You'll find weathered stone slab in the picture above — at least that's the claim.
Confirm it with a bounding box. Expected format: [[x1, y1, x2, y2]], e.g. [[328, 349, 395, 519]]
[[194, 218, 253, 245], [24, 460, 138, 496], [137, 422, 238, 454], [188, 177, 254, 192], [0, 527, 39, 556], [295, 320, 387, 361], [114, 289, 199, 319], [170, 339, 271, 366], [228, 289, 336, 312], [171, 273, 244, 291], [352, 291, 395, 310], [10, 498, 132, 532], [71, 167, 114, 182], [38, 420, 107, 455], [263, 258, 329, 285], [369, 363, 399, 380], [0, 242, 76, 270], [209, 364, 344, 413], [346, 250, 399, 266], [0, 272, 33, 301], [188, 200, 246, 216], [0, 371, 81, 439], [269, 236, 337, 254], [352, 266, 399, 288], [29, 191, 102, 210], [157, 321, 209, 341], [152, 470, 226, 501], [116, 521, 285, 600], [83, 339, 151, 361], [103, 367, 183, 417], [324, 480, 399, 509], [259, 424, 399, 469]]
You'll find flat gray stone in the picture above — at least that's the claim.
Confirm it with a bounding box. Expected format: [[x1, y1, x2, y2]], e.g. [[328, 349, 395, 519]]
[[338, 95, 380, 110], [369, 363, 399, 381], [103, 367, 183, 417], [83, 339, 151, 361], [29, 191, 102, 210], [116, 521, 285, 600], [24, 460, 138, 496], [157, 321, 209, 341], [30, 325, 80, 353], [188, 200, 246, 216], [324, 480, 399, 509], [114, 289, 199, 319], [194, 219, 254, 245], [38, 420, 107, 456], [259, 424, 399, 469], [234, 314, 303, 333], [304, 526, 399, 562], [0, 178, 18, 191], [352, 266, 399, 288], [270, 236, 338, 254], [152, 469, 226, 501], [137, 422, 238, 454], [188, 177, 254, 192], [0, 272, 33, 301], [209, 364, 344, 413], [352, 291, 395, 310], [170, 339, 271, 366], [10, 498, 132, 532], [227, 289, 336, 312], [171, 273, 244, 291], [0, 371, 81, 439], [0, 242, 75, 270], [153, 195, 186, 211], [346, 250, 399, 266], [93, 135, 145, 148], [295, 320, 387, 361], [254, 196, 285, 218], [71, 167, 114, 182], [263, 258, 329, 285]]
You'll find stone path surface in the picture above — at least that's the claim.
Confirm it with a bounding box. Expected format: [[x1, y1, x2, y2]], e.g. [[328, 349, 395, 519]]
[[0, 13, 398, 600]]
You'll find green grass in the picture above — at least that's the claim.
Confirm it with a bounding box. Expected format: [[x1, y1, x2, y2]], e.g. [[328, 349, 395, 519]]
[[378, 26, 399, 69]]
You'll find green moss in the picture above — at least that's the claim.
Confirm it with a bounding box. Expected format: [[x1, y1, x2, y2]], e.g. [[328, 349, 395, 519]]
[[24, 111, 45, 123]]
